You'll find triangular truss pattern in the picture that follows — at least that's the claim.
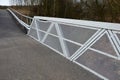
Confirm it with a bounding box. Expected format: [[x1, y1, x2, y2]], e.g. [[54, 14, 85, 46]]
[[56, 23, 100, 58], [29, 19, 106, 58], [59, 24, 98, 44], [91, 32, 118, 57], [28, 19, 120, 60], [70, 29, 105, 60], [72, 30, 120, 61]]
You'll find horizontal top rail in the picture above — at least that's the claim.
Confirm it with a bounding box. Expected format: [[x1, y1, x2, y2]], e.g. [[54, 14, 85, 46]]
[[8, 8, 33, 30], [8, 8, 120, 31], [34, 16, 120, 31]]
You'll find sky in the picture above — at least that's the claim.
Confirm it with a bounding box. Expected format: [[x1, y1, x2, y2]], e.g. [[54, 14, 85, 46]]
[[0, 0, 80, 6], [0, 0, 10, 6]]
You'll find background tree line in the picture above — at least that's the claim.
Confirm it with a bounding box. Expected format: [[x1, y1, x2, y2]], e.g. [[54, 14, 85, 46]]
[[10, 0, 120, 23]]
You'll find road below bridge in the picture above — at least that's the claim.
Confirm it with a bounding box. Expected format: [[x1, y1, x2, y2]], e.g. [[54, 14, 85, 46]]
[[0, 10, 101, 80]]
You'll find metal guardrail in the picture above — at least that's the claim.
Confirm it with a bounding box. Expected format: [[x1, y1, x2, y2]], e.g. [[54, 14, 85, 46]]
[[8, 8, 33, 30], [8, 9, 120, 80]]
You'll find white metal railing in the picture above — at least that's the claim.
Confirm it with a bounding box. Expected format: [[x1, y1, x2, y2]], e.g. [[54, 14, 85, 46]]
[[8, 9, 120, 80], [8, 8, 33, 30]]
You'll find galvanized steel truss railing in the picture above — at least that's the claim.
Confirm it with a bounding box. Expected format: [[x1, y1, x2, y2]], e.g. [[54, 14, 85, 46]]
[[8, 9, 120, 80]]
